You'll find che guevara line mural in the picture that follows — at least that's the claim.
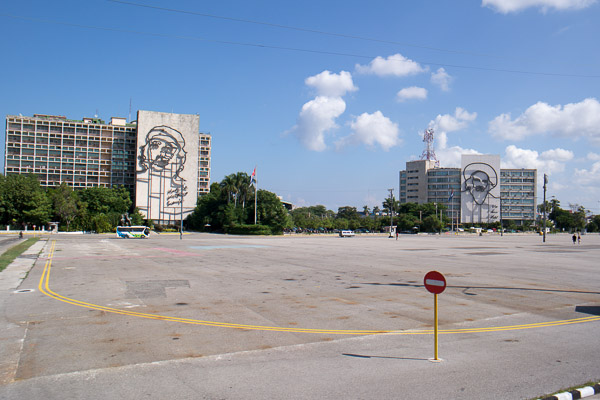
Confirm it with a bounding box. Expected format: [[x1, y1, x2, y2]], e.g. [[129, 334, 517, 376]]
[[135, 111, 199, 224]]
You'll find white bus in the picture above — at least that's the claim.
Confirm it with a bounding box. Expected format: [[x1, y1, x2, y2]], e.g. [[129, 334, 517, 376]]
[[116, 226, 150, 238]]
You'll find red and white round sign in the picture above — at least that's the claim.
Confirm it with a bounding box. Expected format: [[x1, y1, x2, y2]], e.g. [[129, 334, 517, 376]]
[[424, 271, 446, 294]]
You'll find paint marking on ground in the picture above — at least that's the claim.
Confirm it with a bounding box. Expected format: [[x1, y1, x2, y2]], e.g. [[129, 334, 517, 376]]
[[189, 245, 268, 250], [38, 240, 600, 335]]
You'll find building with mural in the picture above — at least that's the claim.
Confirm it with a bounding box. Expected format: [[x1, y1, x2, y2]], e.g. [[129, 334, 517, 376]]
[[399, 155, 536, 225], [4, 111, 211, 224]]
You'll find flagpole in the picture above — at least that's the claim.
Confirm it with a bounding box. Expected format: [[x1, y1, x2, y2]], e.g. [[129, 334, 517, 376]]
[[253, 166, 257, 225]]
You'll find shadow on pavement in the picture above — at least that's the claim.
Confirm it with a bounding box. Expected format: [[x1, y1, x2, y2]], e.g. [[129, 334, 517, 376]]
[[342, 353, 429, 361], [575, 306, 600, 316]]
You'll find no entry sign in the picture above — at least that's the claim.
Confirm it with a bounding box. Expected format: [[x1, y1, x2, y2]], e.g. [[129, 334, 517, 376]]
[[424, 271, 446, 294]]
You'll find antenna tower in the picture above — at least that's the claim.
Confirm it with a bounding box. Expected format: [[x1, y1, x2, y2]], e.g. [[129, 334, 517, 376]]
[[420, 128, 439, 166]]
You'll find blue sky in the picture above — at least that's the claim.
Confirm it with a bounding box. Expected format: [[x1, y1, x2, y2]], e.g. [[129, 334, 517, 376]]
[[2, 0, 600, 213]]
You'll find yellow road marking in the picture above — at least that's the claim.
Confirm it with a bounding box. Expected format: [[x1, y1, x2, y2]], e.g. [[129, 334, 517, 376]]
[[38, 241, 600, 335]]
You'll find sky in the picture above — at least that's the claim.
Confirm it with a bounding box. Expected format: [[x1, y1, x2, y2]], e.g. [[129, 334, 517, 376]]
[[1, 0, 600, 213]]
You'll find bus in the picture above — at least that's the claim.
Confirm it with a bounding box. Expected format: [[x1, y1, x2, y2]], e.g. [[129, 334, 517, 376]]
[[116, 226, 151, 238]]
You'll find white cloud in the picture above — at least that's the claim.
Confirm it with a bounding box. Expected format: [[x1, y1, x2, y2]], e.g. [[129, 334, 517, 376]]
[[489, 98, 600, 141], [482, 0, 596, 13], [428, 107, 477, 150], [396, 86, 428, 102], [431, 68, 452, 91], [587, 152, 600, 161], [288, 96, 346, 152], [337, 111, 401, 151], [437, 146, 481, 167], [355, 53, 426, 77], [503, 145, 574, 174], [574, 161, 600, 185], [288, 70, 358, 151], [305, 70, 357, 97]]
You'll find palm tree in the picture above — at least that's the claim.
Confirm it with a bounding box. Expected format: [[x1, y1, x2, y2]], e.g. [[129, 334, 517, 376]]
[[363, 205, 370, 216], [220, 174, 237, 204], [234, 172, 251, 209]]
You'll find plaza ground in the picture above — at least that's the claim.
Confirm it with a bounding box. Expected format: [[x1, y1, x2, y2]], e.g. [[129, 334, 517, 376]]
[[0, 232, 599, 399]]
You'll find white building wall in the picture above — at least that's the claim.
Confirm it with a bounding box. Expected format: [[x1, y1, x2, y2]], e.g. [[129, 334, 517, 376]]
[[135, 110, 199, 224]]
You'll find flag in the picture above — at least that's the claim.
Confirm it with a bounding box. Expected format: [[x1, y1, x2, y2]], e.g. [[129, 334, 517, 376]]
[[448, 189, 454, 202], [250, 166, 256, 185]]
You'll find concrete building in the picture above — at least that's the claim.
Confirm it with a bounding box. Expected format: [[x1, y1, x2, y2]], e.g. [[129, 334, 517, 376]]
[[399, 154, 537, 225], [5, 114, 137, 191], [4, 111, 211, 224]]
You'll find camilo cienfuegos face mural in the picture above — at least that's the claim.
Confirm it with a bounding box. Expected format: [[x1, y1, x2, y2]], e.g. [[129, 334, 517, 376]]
[[461, 155, 500, 224], [135, 111, 199, 224]]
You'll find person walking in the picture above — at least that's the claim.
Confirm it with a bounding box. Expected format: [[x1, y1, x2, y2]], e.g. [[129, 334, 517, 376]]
[[577, 233, 581, 244], [572, 233, 577, 244]]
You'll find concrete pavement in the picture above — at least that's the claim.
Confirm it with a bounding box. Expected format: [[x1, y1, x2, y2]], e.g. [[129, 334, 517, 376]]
[[0, 232, 598, 399]]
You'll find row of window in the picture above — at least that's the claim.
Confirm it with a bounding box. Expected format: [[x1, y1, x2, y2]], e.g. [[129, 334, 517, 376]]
[[428, 170, 460, 176], [501, 171, 535, 177], [501, 178, 535, 183], [428, 177, 460, 183]]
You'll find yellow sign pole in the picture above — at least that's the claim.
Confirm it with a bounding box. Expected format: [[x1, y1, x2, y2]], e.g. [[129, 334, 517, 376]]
[[434, 293, 439, 360]]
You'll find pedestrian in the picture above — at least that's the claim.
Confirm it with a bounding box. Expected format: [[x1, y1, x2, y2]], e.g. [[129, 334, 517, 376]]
[[572, 233, 576, 244], [577, 233, 581, 244], [19, 231, 23, 238]]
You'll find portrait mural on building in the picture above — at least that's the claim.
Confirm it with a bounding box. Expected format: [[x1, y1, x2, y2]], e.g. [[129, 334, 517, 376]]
[[461, 155, 500, 224], [138, 125, 188, 206], [135, 111, 199, 224]]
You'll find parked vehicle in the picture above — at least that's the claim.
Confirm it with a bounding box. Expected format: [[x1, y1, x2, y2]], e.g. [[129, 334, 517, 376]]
[[339, 230, 355, 237]]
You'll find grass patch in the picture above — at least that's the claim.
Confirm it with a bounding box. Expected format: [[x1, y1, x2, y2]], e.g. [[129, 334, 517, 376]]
[[0, 238, 40, 273]]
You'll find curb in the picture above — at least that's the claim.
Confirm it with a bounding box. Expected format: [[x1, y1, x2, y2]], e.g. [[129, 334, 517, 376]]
[[539, 383, 600, 400], [0, 239, 47, 291]]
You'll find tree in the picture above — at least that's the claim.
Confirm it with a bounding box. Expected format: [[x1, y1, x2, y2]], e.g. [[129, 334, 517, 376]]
[[548, 201, 585, 232], [48, 183, 79, 230], [0, 174, 51, 227], [421, 215, 442, 233], [382, 197, 399, 216], [187, 183, 226, 231], [252, 189, 292, 234], [397, 214, 419, 231], [188, 175, 291, 234], [337, 206, 360, 220], [587, 215, 600, 232], [77, 186, 131, 215]]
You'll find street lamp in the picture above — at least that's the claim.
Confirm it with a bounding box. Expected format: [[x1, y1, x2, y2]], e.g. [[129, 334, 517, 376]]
[[388, 188, 394, 238]]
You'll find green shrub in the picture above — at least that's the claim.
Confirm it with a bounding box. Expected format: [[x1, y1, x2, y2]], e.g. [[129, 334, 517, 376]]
[[225, 224, 274, 235]]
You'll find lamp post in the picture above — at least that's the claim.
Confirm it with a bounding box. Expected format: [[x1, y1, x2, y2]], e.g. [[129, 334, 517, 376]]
[[180, 189, 183, 240], [388, 188, 394, 238], [500, 195, 503, 237]]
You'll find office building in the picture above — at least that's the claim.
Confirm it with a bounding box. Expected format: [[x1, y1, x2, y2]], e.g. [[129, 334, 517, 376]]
[[399, 155, 536, 225], [4, 111, 211, 224]]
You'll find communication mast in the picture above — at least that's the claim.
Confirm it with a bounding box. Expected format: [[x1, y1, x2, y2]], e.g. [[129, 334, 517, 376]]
[[420, 128, 439, 167]]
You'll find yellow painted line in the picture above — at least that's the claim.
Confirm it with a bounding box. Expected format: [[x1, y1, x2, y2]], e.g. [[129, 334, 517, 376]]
[[38, 240, 600, 335]]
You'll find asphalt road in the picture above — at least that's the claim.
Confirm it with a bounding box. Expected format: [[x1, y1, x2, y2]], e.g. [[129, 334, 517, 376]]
[[0, 232, 599, 399]]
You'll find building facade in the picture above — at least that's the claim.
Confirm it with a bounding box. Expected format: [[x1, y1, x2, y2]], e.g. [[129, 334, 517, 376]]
[[399, 154, 537, 225], [5, 114, 137, 191], [4, 112, 211, 224]]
